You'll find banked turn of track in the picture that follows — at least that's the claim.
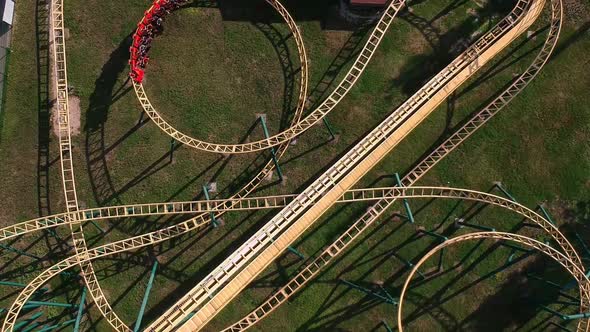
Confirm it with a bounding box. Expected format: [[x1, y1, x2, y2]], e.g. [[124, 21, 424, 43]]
[[3, 0, 585, 331]]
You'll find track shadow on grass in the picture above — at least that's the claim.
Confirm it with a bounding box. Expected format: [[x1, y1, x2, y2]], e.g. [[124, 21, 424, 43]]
[[85, 34, 134, 208]]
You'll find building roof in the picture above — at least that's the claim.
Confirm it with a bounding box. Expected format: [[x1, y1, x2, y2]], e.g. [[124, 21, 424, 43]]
[[350, 0, 388, 6]]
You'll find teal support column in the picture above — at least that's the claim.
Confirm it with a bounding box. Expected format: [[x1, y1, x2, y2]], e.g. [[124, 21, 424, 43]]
[[23, 301, 76, 309], [287, 246, 305, 260], [392, 253, 426, 279], [83, 211, 104, 233], [12, 312, 42, 330], [323, 118, 336, 140], [527, 273, 580, 302], [526, 273, 562, 288], [437, 248, 445, 271], [539, 306, 590, 321], [21, 322, 41, 332], [44, 228, 61, 243], [175, 312, 195, 329], [202, 185, 219, 228], [553, 299, 581, 306], [59, 271, 79, 279], [538, 204, 556, 225], [134, 261, 159, 332], [500, 242, 530, 252], [0, 244, 40, 260], [378, 285, 397, 304], [493, 183, 517, 202], [88, 220, 104, 233], [0, 281, 48, 294], [340, 280, 397, 305], [562, 312, 590, 321], [418, 228, 447, 270], [500, 242, 531, 263], [37, 319, 76, 332], [539, 305, 568, 320], [381, 320, 393, 332], [418, 228, 448, 242], [260, 117, 284, 182], [74, 288, 87, 332], [394, 173, 414, 223], [455, 218, 495, 231]]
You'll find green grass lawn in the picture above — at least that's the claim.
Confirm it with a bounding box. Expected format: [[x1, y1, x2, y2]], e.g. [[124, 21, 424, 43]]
[[0, 0, 589, 330]]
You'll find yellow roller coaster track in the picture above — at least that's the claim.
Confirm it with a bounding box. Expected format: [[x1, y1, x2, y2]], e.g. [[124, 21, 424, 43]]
[[133, 0, 404, 154], [398, 232, 590, 332], [146, 0, 570, 330], [2, 0, 581, 331], [50, 0, 128, 330], [223, 0, 566, 330], [2, 185, 583, 331], [26, 0, 313, 331]]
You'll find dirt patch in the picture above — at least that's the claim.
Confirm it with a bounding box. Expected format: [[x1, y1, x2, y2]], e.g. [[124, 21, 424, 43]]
[[51, 95, 81, 137]]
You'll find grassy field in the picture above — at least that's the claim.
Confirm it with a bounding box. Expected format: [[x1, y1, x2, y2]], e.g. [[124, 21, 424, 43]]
[[0, 0, 589, 330]]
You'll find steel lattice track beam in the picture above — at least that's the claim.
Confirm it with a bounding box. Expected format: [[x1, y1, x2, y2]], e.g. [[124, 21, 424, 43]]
[[50, 0, 130, 331], [6, 0, 312, 331], [398, 232, 590, 332], [2, 185, 583, 331], [221, 1, 570, 330], [1, 0, 584, 332], [133, 0, 404, 154], [154, 1, 553, 330]]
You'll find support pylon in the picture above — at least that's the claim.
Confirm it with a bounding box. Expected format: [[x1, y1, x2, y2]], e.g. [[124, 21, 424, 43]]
[[74, 288, 87, 332], [260, 116, 284, 182], [340, 280, 397, 305], [203, 185, 219, 227], [134, 260, 158, 332], [395, 173, 414, 223]]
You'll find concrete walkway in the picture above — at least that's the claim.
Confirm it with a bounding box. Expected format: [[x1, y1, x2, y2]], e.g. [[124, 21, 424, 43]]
[[0, 1, 13, 116]]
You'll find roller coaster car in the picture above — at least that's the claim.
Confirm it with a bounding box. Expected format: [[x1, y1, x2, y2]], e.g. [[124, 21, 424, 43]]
[[130, 67, 145, 84]]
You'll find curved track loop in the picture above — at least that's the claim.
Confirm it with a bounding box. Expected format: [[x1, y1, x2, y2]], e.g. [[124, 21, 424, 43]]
[[134, 0, 311, 153], [134, 0, 405, 154], [160, 1, 555, 330], [223, 0, 567, 330], [398, 232, 590, 332], [2, 0, 311, 331], [5, 0, 576, 330], [2, 185, 582, 331]]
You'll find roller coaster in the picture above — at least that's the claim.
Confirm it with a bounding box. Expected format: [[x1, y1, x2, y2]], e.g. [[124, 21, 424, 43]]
[[1, 0, 588, 331]]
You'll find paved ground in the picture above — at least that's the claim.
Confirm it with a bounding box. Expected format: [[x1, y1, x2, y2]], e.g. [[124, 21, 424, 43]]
[[0, 3, 13, 115]]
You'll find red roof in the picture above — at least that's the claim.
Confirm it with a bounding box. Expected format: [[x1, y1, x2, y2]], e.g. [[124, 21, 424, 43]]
[[350, 0, 388, 6]]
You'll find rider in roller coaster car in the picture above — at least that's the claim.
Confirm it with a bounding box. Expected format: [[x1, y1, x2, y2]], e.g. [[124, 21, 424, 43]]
[[130, 0, 190, 83]]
